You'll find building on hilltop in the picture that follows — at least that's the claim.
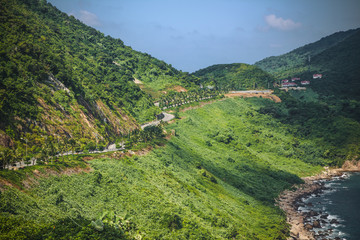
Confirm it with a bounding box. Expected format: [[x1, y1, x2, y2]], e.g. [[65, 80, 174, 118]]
[[301, 81, 310, 85], [313, 74, 322, 79]]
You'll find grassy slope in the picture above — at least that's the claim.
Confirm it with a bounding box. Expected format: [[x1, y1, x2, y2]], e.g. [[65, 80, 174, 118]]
[[0, 98, 325, 240]]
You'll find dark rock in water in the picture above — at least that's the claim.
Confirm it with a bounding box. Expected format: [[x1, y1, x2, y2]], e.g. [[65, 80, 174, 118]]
[[320, 219, 328, 224], [308, 210, 318, 216], [320, 214, 329, 219], [306, 202, 313, 207], [330, 219, 339, 224], [304, 224, 313, 230], [313, 220, 321, 228], [334, 237, 341, 240]]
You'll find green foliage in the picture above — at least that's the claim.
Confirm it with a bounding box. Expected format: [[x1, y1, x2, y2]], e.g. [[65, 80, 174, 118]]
[[258, 91, 360, 166], [158, 88, 220, 109], [1, 98, 336, 239], [255, 28, 359, 79], [0, 0, 200, 159], [193, 63, 275, 91], [255, 28, 360, 103]]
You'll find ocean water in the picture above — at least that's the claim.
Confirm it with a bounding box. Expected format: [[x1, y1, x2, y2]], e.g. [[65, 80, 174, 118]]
[[300, 173, 360, 240]]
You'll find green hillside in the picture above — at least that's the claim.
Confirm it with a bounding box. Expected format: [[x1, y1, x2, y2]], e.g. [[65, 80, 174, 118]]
[[255, 28, 359, 78], [0, 0, 200, 158], [307, 30, 360, 100], [1, 0, 360, 239], [193, 63, 275, 90], [0, 98, 320, 239], [1, 97, 359, 239]]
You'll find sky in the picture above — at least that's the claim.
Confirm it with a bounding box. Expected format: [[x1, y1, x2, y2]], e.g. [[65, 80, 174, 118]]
[[47, 0, 360, 72]]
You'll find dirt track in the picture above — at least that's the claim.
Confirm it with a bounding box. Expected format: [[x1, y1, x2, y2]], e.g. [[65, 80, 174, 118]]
[[225, 90, 281, 103]]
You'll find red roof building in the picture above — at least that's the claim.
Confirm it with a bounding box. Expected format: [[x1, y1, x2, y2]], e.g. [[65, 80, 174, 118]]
[[301, 81, 310, 85], [291, 77, 301, 81], [281, 79, 289, 83], [313, 74, 322, 79]]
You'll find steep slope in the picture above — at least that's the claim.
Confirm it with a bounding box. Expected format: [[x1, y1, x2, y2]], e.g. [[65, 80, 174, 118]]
[[255, 28, 359, 78], [307, 30, 360, 100], [1, 98, 326, 239], [193, 63, 275, 90], [0, 0, 198, 157]]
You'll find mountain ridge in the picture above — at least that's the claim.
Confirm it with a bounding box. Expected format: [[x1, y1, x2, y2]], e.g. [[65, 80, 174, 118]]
[[193, 63, 275, 90], [254, 28, 359, 78], [0, 0, 199, 155]]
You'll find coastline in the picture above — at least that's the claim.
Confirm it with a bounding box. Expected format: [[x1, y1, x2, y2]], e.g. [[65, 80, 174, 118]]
[[277, 160, 360, 240]]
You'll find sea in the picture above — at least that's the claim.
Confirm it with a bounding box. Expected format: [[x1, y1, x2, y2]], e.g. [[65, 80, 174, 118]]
[[299, 172, 360, 240]]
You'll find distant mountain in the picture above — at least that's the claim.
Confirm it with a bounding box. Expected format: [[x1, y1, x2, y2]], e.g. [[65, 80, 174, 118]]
[[255, 28, 360, 100], [0, 0, 197, 152], [193, 63, 275, 90], [308, 30, 360, 99], [255, 29, 359, 78]]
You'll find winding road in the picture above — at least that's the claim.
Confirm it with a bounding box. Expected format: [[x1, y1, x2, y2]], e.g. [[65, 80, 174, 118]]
[[6, 112, 175, 169]]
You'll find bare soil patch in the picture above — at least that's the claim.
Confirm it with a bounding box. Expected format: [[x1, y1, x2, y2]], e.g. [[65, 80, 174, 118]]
[[225, 91, 281, 103]]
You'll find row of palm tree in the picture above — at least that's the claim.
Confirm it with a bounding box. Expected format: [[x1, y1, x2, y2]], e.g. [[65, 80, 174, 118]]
[[1, 124, 165, 169], [158, 88, 221, 109], [0, 136, 78, 169]]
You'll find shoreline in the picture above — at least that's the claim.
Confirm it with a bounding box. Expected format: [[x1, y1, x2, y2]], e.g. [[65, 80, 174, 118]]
[[277, 160, 360, 240]]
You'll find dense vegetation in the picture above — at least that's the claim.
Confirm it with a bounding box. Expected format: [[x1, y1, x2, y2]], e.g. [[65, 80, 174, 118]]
[[1, 95, 359, 239], [0, 98, 325, 240], [0, 0, 201, 163], [1, 0, 360, 239], [255, 27, 360, 119], [254, 28, 358, 79], [307, 30, 360, 101], [193, 63, 275, 91], [158, 88, 222, 109]]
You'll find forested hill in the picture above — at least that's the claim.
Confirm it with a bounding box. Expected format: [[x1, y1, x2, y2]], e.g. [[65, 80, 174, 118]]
[[193, 63, 275, 90], [254, 28, 359, 78], [307, 30, 360, 100], [0, 0, 198, 152]]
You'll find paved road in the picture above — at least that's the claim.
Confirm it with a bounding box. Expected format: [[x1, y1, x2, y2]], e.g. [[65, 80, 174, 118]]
[[6, 113, 175, 169], [6, 143, 126, 170], [140, 112, 175, 129]]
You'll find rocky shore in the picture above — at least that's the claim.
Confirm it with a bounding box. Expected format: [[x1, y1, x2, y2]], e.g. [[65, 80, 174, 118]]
[[277, 160, 360, 240]]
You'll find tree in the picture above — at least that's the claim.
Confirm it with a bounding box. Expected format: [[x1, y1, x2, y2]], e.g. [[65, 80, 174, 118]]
[[0, 148, 14, 169], [69, 138, 77, 161]]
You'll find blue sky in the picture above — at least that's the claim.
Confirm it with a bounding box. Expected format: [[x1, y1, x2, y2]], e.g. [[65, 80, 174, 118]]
[[48, 0, 360, 72]]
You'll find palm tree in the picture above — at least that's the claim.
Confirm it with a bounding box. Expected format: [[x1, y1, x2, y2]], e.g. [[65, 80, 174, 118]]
[[69, 138, 76, 161], [0, 148, 14, 169]]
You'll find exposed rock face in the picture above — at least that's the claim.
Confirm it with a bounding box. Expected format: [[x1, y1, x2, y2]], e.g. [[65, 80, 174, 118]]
[[304, 224, 313, 230], [330, 219, 339, 224], [312, 220, 321, 228], [0, 132, 13, 148]]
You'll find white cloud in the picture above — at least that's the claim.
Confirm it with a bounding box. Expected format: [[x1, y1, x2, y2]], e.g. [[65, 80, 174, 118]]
[[78, 10, 101, 27], [265, 14, 301, 31]]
